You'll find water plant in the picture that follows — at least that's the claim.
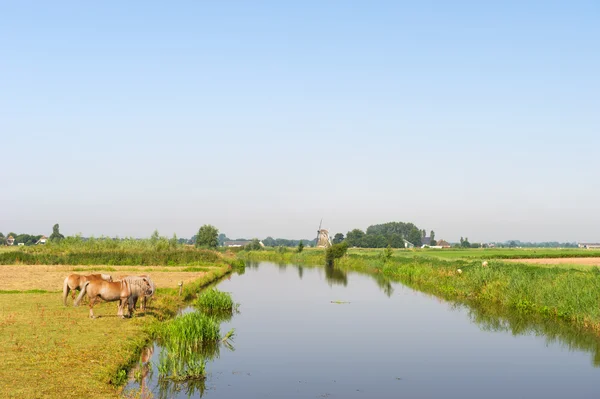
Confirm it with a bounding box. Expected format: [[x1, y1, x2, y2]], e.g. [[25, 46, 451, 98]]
[[196, 288, 238, 313]]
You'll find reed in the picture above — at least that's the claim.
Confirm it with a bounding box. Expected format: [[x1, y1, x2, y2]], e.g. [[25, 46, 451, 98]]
[[197, 288, 238, 312]]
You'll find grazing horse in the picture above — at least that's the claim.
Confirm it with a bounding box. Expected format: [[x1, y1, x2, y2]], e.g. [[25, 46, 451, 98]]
[[62, 273, 113, 305], [74, 279, 150, 318], [118, 275, 156, 314]]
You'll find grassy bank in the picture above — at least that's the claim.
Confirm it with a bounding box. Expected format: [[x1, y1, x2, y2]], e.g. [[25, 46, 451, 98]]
[[0, 262, 232, 399], [242, 248, 600, 335]]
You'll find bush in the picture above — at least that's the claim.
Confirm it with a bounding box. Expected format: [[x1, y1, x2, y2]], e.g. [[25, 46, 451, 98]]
[[325, 242, 349, 266], [245, 239, 263, 251]]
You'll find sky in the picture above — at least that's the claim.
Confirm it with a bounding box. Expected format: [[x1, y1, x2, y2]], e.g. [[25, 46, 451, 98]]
[[1, 1, 599, 243]]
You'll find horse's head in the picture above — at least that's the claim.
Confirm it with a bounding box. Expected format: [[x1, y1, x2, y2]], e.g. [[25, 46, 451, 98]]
[[141, 277, 154, 296]]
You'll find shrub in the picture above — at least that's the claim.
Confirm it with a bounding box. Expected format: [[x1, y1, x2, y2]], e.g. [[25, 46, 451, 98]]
[[325, 242, 349, 266]]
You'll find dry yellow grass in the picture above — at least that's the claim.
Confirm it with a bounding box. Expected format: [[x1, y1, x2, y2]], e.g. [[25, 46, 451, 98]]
[[0, 265, 220, 292], [0, 264, 231, 398]]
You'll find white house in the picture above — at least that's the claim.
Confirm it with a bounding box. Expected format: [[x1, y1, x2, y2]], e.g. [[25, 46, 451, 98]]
[[36, 235, 48, 245], [578, 243, 600, 249], [224, 240, 264, 248], [6, 235, 15, 246]]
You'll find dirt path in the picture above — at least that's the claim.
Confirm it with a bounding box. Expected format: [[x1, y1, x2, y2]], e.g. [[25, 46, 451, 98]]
[[505, 257, 600, 266], [0, 265, 217, 291]]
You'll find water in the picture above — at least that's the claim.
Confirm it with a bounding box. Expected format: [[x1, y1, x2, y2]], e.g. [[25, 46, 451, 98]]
[[124, 262, 600, 398]]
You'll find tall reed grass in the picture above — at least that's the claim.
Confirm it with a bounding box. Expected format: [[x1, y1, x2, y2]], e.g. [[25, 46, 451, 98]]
[[197, 288, 238, 312]]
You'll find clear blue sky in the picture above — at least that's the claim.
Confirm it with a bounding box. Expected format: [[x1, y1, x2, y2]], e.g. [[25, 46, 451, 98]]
[[1, 1, 599, 242]]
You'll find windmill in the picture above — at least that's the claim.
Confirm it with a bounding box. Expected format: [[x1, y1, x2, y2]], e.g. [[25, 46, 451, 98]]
[[315, 219, 332, 248]]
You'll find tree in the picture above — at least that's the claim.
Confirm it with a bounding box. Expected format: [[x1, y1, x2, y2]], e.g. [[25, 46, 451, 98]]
[[245, 238, 263, 251], [332, 233, 345, 244], [407, 228, 422, 247], [297, 240, 304, 253], [345, 229, 365, 247], [196, 225, 219, 248], [169, 233, 178, 248], [461, 237, 471, 248], [49, 224, 65, 242], [0, 233, 5, 246], [150, 229, 160, 245], [383, 245, 393, 262], [218, 233, 230, 246], [430, 230, 435, 241], [325, 242, 349, 266]]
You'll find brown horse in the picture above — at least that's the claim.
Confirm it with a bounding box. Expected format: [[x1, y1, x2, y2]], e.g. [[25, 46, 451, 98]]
[[74, 279, 151, 318], [62, 273, 113, 305], [117, 275, 156, 313]]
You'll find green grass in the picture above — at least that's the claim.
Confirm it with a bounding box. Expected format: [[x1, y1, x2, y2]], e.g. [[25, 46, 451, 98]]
[[152, 310, 234, 382], [196, 288, 238, 312]]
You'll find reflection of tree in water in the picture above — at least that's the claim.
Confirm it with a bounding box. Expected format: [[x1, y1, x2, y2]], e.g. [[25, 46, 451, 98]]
[[245, 261, 260, 269], [464, 301, 600, 367], [371, 273, 394, 297], [325, 264, 348, 287], [297, 265, 304, 280]]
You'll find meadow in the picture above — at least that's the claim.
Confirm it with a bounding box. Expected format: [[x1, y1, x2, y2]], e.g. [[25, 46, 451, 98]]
[[0, 240, 236, 398]]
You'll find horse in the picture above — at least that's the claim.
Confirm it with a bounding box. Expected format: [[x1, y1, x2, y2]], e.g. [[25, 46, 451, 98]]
[[62, 273, 113, 305], [73, 278, 151, 318], [118, 275, 156, 314]]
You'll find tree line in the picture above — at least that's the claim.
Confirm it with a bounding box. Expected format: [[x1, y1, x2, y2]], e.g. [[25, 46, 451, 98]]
[[334, 221, 436, 248]]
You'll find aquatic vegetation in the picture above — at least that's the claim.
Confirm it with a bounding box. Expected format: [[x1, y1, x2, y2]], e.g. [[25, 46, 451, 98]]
[[197, 288, 238, 312], [154, 311, 221, 353]]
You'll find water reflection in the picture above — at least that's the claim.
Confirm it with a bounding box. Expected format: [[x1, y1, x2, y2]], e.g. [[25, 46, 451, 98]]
[[124, 262, 600, 399], [325, 264, 348, 286], [465, 302, 600, 367], [157, 377, 205, 399], [370, 272, 394, 297]]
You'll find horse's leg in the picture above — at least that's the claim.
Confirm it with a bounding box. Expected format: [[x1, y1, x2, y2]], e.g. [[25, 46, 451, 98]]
[[118, 298, 126, 319], [88, 296, 97, 318]]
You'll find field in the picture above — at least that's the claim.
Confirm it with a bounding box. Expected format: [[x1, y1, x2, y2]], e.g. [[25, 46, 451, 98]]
[[0, 243, 235, 399], [0, 265, 218, 292]]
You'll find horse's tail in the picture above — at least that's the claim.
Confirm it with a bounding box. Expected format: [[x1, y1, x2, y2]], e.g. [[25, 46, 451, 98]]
[[62, 276, 70, 306], [74, 281, 90, 307]]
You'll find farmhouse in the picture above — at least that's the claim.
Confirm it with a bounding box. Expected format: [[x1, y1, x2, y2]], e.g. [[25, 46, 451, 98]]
[[578, 243, 600, 249], [6, 235, 15, 246], [436, 240, 451, 248], [36, 235, 48, 245], [403, 239, 415, 249], [224, 240, 264, 248]]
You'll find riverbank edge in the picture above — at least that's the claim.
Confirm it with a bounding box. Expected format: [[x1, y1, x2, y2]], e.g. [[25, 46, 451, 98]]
[[111, 264, 233, 396], [240, 249, 600, 336]]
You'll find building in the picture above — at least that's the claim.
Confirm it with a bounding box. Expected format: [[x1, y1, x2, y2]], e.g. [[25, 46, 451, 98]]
[[436, 240, 451, 248], [6, 235, 15, 246], [403, 239, 415, 249], [36, 235, 48, 245], [224, 240, 264, 248], [578, 243, 600, 249]]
